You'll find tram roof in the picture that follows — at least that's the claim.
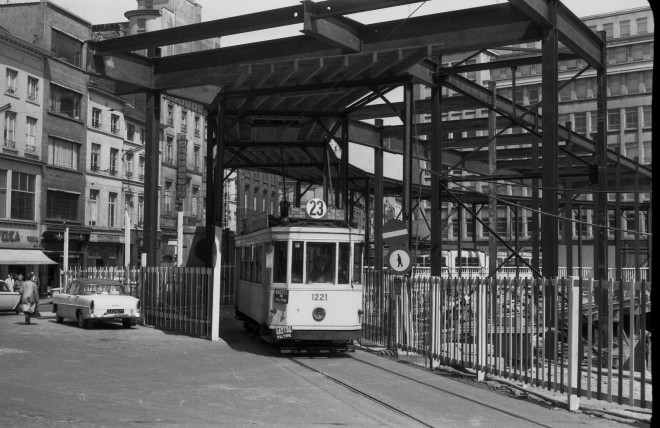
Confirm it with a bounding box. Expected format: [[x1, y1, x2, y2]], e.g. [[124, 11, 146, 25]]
[[88, 0, 651, 196]]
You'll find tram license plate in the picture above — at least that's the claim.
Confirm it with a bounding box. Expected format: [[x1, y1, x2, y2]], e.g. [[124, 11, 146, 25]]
[[275, 326, 292, 339]]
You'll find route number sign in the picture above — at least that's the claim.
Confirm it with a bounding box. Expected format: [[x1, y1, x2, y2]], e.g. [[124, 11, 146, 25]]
[[306, 198, 327, 219]]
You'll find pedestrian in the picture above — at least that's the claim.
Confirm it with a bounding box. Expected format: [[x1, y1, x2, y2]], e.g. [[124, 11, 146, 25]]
[[13, 273, 24, 292], [19, 274, 40, 325], [5, 272, 14, 291], [29, 271, 40, 294]]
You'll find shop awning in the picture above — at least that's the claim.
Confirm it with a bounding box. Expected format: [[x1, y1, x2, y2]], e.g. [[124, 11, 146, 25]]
[[0, 249, 57, 265]]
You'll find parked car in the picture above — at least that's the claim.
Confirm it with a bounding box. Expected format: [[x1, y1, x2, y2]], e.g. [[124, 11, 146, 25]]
[[52, 278, 140, 328], [0, 280, 21, 314]]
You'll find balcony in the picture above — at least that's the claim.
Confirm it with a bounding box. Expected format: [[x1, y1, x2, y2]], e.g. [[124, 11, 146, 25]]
[[4, 140, 16, 149], [5, 87, 16, 96], [92, 120, 101, 129], [111, 126, 120, 134], [126, 171, 133, 178]]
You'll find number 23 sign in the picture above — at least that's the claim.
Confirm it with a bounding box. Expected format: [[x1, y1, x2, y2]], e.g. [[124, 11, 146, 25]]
[[306, 198, 327, 219]]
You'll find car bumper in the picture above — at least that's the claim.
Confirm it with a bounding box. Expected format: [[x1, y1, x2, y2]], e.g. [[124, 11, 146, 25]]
[[90, 313, 140, 320]]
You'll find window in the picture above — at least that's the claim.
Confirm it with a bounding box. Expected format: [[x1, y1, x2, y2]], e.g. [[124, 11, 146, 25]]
[[619, 20, 630, 38], [110, 148, 118, 174], [166, 104, 174, 126], [602, 23, 613, 40], [626, 73, 640, 94], [608, 74, 621, 96], [108, 192, 117, 227], [625, 142, 639, 161], [589, 111, 598, 134], [642, 106, 652, 128], [192, 186, 199, 217], [137, 18, 146, 33], [47, 190, 78, 221], [126, 123, 135, 141], [27, 76, 39, 102], [575, 79, 588, 99], [89, 189, 99, 225], [137, 195, 144, 225], [11, 172, 36, 221], [559, 83, 572, 101], [643, 70, 653, 92], [193, 145, 200, 170], [125, 153, 133, 177], [0, 170, 6, 218], [49, 137, 80, 169], [573, 112, 587, 135], [181, 110, 188, 132], [625, 107, 638, 129], [3, 111, 16, 147], [26, 117, 37, 150], [607, 109, 620, 131], [91, 143, 101, 170], [166, 137, 173, 163], [272, 241, 288, 283], [637, 17, 648, 35], [139, 128, 145, 145], [164, 180, 173, 215], [91, 108, 101, 128], [528, 85, 539, 104], [307, 242, 335, 284], [49, 84, 81, 119], [643, 141, 652, 164], [110, 114, 120, 134], [51, 29, 82, 67], [5, 69, 17, 95], [194, 115, 201, 136], [139, 156, 145, 180]]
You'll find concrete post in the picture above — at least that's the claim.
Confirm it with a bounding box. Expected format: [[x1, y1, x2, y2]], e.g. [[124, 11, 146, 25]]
[[476, 278, 488, 381], [567, 277, 580, 411]]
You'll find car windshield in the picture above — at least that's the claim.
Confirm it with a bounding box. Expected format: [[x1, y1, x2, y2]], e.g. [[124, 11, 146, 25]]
[[80, 284, 126, 295]]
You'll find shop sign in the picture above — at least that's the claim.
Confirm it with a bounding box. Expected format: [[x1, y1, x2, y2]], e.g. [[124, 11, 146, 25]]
[[89, 234, 123, 243], [177, 133, 188, 202], [0, 230, 20, 242]]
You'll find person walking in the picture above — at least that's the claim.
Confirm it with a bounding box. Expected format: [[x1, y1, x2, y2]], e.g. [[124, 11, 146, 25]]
[[19, 274, 39, 325]]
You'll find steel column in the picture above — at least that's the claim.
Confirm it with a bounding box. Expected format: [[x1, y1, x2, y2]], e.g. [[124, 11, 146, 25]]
[[205, 112, 216, 268], [374, 119, 384, 271], [541, 1, 559, 277], [403, 82, 414, 247], [144, 88, 161, 267], [430, 72, 443, 277], [488, 81, 498, 278], [594, 30, 608, 280]]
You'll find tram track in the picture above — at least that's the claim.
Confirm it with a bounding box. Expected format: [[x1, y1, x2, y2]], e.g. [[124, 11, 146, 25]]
[[290, 353, 557, 428], [288, 357, 435, 427]]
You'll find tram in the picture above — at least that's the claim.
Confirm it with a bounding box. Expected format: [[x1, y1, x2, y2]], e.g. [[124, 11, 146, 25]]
[[234, 199, 365, 352]]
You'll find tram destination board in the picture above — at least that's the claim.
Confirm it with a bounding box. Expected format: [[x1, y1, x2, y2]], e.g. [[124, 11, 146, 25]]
[[289, 207, 345, 221], [274, 289, 289, 304]]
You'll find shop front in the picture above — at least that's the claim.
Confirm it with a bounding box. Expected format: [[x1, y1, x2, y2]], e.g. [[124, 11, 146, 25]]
[[88, 232, 124, 268], [0, 225, 56, 294]]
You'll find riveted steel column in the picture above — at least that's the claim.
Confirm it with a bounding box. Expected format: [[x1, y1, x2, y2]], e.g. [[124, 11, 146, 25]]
[[403, 82, 414, 247], [374, 119, 384, 271], [144, 88, 160, 267], [205, 111, 216, 268], [541, 1, 559, 278], [594, 30, 608, 280], [431, 61, 444, 277], [488, 81, 498, 278], [341, 116, 350, 219]]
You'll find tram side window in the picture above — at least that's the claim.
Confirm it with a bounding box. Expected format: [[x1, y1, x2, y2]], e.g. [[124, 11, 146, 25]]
[[352, 243, 363, 284], [255, 244, 263, 283], [272, 241, 288, 283], [291, 241, 304, 283], [338, 243, 350, 284], [306, 242, 335, 284], [455, 256, 480, 267]]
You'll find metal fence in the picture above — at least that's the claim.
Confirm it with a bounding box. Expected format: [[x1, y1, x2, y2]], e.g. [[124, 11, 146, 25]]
[[362, 271, 652, 410], [411, 266, 649, 281], [60, 265, 236, 339]]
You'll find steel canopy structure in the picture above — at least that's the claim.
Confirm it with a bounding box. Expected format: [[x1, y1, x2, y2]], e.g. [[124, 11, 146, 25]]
[[87, 0, 650, 278]]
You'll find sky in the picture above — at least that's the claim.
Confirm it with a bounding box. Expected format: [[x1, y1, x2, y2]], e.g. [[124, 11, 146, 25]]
[[8, 0, 652, 26]]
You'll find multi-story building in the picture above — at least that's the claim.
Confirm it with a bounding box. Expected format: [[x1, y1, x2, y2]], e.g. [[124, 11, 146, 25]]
[[0, 27, 50, 289], [415, 6, 653, 273]]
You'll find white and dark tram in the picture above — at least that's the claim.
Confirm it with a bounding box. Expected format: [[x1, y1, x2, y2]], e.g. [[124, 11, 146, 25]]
[[234, 199, 365, 352]]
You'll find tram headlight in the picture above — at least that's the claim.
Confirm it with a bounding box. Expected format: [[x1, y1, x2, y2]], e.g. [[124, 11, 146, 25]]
[[312, 307, 326, 322]]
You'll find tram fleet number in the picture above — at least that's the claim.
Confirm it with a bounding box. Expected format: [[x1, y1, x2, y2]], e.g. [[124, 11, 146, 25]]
[[312, 293, 327, 301]]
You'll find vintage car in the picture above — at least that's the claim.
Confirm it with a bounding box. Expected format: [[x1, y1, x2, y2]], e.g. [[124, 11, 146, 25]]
[[52, 278, 140, 328], [0, 280, 21, 314]]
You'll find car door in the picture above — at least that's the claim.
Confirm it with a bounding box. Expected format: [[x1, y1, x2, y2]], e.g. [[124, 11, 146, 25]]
[[60, 281, 78, 318], [0, 280, 20, 311]]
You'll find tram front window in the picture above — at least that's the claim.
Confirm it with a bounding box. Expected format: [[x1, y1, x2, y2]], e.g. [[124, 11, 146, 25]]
[[338, 243, 350, 284], [307, 242, 335, 283], [292, 241, 304, 283], [273, 241, 288, 283]]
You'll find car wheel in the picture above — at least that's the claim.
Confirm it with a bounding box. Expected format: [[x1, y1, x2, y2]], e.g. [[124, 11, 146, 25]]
[[122, 319, 133, 329], [55, 313, 64, 323], [77, 311, 88, 329]]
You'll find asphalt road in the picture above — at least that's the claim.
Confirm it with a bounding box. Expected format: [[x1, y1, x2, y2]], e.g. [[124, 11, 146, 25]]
[[0, 304, 645, 427]]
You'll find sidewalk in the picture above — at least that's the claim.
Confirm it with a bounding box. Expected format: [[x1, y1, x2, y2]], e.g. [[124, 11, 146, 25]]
[[356, 339, 652, 425]]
